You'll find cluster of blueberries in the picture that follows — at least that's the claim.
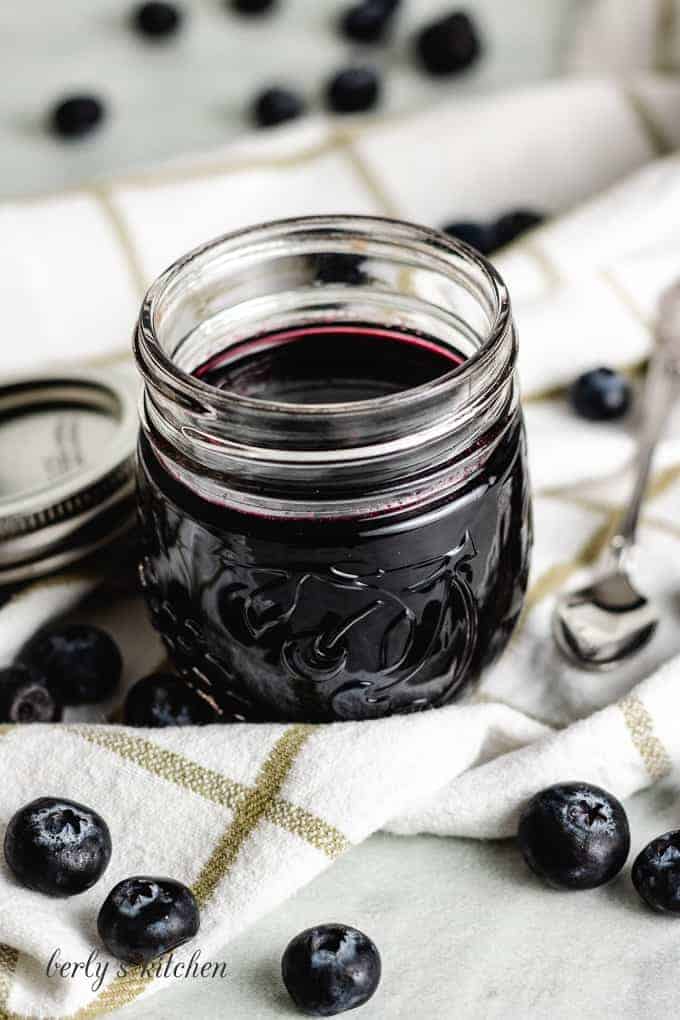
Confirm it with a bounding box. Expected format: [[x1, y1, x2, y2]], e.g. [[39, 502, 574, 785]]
[[49, 1, 483, 138], [519, 781, 680, 916], [0, 623, 224, 726], [47, 2, 556, 258], [0, 628, 381, 1014], [50, 0, 636, 329], [3, 795, 380, 1014], [4, 782, 680, 1016], [4, 798, 199, 964]]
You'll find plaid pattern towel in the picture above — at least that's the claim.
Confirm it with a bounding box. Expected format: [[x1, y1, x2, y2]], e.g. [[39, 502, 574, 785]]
[[1, 74, 680, 1016]]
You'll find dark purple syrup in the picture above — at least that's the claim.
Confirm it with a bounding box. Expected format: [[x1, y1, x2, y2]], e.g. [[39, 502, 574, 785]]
[[194, 324, 464, 402], [137, 324, 531, 722]]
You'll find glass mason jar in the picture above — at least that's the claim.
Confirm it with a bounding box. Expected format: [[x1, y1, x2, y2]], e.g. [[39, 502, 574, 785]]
[[134, 215, 532, 722]]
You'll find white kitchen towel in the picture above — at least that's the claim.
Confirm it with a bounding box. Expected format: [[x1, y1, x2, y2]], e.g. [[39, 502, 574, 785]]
[[2, 74, 680, 1016]]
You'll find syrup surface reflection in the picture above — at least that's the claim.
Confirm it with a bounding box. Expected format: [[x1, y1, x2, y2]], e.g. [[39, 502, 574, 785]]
[[137, 325, 531, 722]]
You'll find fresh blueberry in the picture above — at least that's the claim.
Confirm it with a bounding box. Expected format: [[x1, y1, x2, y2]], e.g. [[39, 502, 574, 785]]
[[49, 95, 105, 139], [416, 11, 482, 76], [340, 2, 396, 44], [0, 665, 61, 723], [518, 782, 630, 890], [570, 368, 632, 422], [230, 0, 277, 14], [19, 624, 122, 706], [252, 87, 305, 128], [4, 797, 112, 897], [493, 209, 544, 248], [132, 1, 183, 39], [98, 877, 200, 964], [443, 221, 495, 256], [124, 673, 220, 727], [632, 831, 680, 913], [326, 67, 381, 114], [282, 924, 381, 1017]]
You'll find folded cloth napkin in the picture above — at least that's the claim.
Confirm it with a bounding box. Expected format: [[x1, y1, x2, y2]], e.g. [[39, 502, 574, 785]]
[[2, 75, 680, 1017]]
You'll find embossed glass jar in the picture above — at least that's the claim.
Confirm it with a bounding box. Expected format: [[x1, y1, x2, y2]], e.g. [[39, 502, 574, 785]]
[[134, 215, 531, 722]]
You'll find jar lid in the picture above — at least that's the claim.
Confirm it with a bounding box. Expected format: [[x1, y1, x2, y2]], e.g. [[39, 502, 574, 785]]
[[0, 368, 138, 585]]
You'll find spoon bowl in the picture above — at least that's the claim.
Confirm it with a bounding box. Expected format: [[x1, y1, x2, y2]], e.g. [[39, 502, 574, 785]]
[[552, 569, 659, 671]]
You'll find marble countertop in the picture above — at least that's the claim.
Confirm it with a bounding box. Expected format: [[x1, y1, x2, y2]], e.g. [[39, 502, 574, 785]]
[[1, 0, 574, 198], [115, 784, 679, 1020]]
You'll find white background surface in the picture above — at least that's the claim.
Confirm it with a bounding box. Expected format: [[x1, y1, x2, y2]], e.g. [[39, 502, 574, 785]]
[[116, 787, 680, 1020], [3, 3, 673, 1019]]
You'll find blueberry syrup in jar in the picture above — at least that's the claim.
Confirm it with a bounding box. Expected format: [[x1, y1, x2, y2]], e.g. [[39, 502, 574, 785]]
[[135, 217, 532, 722]]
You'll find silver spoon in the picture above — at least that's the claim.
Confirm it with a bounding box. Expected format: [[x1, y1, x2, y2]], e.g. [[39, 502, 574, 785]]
[[552, 282, 680, 671]]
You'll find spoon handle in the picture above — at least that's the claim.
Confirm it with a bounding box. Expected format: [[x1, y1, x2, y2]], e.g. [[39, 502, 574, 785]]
[[612, 290, 680, 560]]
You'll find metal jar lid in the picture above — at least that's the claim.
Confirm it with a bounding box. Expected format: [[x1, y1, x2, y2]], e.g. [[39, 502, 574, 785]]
[[0, 367, 138, 585]]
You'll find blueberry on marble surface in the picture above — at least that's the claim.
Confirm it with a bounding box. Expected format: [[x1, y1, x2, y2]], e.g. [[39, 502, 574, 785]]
[[124, 673, 220, 727], [326, 67, 381, 114], [253, 86, 305, 128], [340, 1, 396, 44], [282, 924, 381, 1017], [570, 368, 632, 422], [132, 1, 183, 39], [443, 221, 495, 256], [19, 624, 122, 706], [231, 0, 277, 14], [518, 782, 630, 890], [49, 95, 105, 139], [0, 665, 61, 724], [416, 11, 482, 76], [493, 208, 544, 248], [4, 797, 112, 897], [632, 831, 680, 914], [98, 877, 200, 964]]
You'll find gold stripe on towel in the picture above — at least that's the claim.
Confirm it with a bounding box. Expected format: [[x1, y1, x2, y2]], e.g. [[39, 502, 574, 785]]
[[655, 0, 678, 72], [73, 727, 248, 809], [619, 694, 671, 780], [76, 725, 313, 1018], [520, 237, 563, 288], [335, 133, 402, 218], [491, 225, 563, 289], [0, 945, 18, 1020], [72, 727, 349, 859], [118, 135, 344, 193], [1, 130, 370, 207], [74, 964, 154, 1019], [89, 187, 148, 299], [646, 462, 680, 500], [598, 268, 654, 330], [264, 798, 349, 859], [621, 85, 676, 157], [524, 356, 648, 404], [191, 724, 312, 905]]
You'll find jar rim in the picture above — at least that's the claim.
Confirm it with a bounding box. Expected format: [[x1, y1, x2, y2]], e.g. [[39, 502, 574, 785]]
[[134, 214, 512, 419]]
